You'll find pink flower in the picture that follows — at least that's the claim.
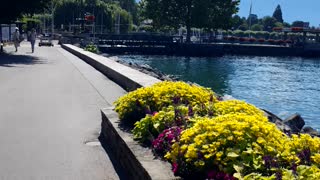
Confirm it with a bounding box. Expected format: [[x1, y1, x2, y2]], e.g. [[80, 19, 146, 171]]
[[172, 163, 179, 174]]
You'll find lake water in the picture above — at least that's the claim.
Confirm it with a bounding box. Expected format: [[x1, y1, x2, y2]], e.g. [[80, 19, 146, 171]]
[[118, 55, 320, 130]]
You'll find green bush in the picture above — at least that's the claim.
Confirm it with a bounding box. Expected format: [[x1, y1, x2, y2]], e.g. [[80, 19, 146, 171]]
[[84, 43, 98, 53]]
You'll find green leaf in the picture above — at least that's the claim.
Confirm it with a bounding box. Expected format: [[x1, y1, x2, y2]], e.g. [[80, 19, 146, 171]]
[[227, 152, 239, 158], [153, 123, 160, 129], [233, 173, 243, 180], [233, 164, 243, 173]]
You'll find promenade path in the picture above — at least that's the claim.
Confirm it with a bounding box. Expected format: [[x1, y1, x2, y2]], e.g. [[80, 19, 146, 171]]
[[0, 41, 127, 180]]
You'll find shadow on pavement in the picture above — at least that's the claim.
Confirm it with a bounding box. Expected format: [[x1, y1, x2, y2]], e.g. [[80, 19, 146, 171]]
[[0, 52, 43, 67], [99, 134, 129, 180]]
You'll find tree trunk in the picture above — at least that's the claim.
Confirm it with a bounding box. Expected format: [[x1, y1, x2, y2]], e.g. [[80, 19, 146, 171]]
[[185, 0, 192, 43]]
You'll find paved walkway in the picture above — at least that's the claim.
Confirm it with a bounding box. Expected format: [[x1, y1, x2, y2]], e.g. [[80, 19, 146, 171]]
[[0, 41, 126, 180]]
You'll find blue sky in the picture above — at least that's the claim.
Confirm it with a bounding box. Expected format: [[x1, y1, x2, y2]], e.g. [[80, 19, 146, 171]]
[[237, 0, 320, 26]]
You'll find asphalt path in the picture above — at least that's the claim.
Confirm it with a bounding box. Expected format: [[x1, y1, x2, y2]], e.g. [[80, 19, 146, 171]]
[[0, 41, 126, 180]]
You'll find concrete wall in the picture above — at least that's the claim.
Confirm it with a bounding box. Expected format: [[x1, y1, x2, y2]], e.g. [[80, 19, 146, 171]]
[[61, 44, 161, 91], [61, 44, 176, 180]]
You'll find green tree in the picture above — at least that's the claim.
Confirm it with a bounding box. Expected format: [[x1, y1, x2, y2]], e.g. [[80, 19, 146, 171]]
[[283, 22, 291, 28], [238, 23, 248, 31], [262, 16, 277, 31], [0, 0, 51, 23], [274, 22, 283, 28], [292, 21, 304, 27], [231, 15, 243, 29], [251, 24, 263, 31], [118, 0, 138, 25], [143, 0, 239, 42], [247, 14, 258, 28], [54, 0, 132, 33], [272, 4, 283, 23]]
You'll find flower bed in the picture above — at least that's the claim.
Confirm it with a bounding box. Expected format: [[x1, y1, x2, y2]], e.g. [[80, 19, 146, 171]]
[[258, 38, 265, 43], [114, 81, 320, 179]]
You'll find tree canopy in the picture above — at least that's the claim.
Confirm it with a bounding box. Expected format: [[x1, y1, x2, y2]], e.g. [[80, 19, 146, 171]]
[[54, 0, 133, 33], [292, 21, 305, 27], [272, 4, 283, 23], [143, 0, 239, 42], [0, 0, 50, 23]]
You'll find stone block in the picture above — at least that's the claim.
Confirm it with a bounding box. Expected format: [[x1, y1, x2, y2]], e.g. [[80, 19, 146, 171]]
[[284, 113, 305, 133]]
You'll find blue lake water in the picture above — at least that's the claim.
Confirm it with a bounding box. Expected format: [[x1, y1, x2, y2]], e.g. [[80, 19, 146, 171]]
[[118, 55, 320, 130]]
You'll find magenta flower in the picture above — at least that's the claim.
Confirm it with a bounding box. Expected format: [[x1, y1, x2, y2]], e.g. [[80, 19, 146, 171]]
[[172, 163, 179, 175]]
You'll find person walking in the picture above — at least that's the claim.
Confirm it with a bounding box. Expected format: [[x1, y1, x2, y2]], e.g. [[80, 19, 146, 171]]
[[30, 29, 37, 53], [12, 27, 20, 52]]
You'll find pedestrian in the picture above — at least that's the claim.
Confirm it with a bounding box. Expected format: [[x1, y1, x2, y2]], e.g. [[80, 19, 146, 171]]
[[12, 27, 20, 52], [30, 28, 37, 53]]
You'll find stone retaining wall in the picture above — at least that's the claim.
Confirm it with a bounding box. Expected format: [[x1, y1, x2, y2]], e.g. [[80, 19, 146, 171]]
[[61, 44, 161, 91], [101, 107, 178, 180], [61, 44, 176, 179]]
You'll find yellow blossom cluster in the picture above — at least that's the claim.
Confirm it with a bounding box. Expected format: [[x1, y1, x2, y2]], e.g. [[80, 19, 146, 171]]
[[114, 81, 216, 124], [165, 114, 288, 174], [114, 81, 320, 179], [243, 165, 320, 179], [213, 100, 265, 117]]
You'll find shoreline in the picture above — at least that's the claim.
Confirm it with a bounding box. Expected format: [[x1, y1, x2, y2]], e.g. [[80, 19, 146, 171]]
[[104, 53, 320, 137]]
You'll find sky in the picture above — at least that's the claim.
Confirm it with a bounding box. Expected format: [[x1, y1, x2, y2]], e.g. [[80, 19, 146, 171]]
[[237, 0, 320, 27]]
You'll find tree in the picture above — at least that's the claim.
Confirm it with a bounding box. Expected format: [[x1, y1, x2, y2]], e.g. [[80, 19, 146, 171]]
[[251, 24, 263, 31], [272, 4, 283, 23], [262, 16, 277, 31], [143, 0, 240, 42], [247, 14, 258, 28], [238, 23, 248, 31], [118, 0, 138, 25], [292, 21, 305, 27], [283, 22, 291, 28], [274, 22, 283, 28], [54, 0, 133, 33], [0, 0, 50, 23], [231, 15, 243, 29]]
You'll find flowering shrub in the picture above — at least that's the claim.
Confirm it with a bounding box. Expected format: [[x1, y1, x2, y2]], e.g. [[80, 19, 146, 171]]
[[114, 80, 320, 179], [152, 127, 182, 157], [243, 165, 320, 179], [212, 100, 265, 117], [285, 39, 293, 44], [239, 37, 248, 42], [165, 114, 288, 178], [114, 81, 216, 125], [249, 38, 256, 42], [287, 134, 320, 166], [84, 43, 98, 53], [133, 100, 263, 143], [267, 39, 275, 44], [258, 38, 265, 43], [132, 105, 189, 142], [228, 36, 237, 41]]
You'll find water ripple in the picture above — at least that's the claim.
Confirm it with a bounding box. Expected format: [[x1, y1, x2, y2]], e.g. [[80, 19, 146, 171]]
[[118, 55, 320, 130]]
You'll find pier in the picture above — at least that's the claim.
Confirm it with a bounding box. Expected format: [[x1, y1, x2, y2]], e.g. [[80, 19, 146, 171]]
[[92, 34, 320, 57]]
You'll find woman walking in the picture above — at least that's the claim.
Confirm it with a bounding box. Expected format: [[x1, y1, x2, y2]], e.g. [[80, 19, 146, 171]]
[[12, 27, 20, 52], [30, 29, 37, 53]]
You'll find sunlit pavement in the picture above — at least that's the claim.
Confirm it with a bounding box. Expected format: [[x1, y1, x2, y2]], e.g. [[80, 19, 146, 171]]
[[0, 41, 126, 180]]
